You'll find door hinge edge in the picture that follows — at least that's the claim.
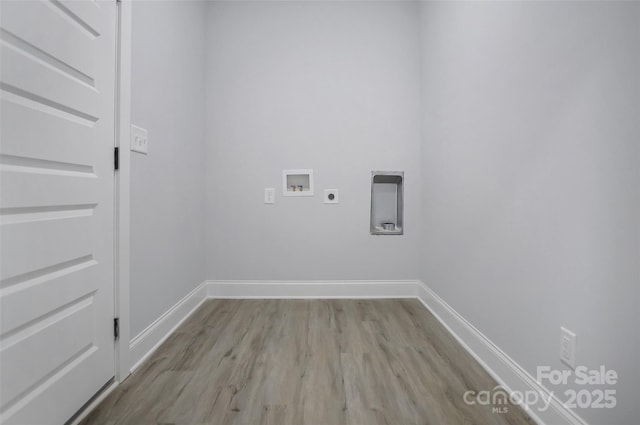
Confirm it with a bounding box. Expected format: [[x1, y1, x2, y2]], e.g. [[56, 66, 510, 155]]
[[114, 317, 120, 341]]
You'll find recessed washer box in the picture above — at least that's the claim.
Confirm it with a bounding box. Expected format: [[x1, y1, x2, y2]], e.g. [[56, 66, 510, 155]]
[[283, 169, 314, 196], [370, 171, 403, 235]]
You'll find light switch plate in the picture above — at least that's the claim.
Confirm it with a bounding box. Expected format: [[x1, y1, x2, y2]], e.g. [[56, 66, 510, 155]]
[[324, 189, 339, 204], [131, 125, 148, 154], [560, 327, 576, 369], [264, 188, 275, 204]]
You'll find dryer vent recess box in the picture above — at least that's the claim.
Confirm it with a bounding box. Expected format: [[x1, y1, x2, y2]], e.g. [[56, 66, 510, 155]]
[[370, 171, 403, 235]]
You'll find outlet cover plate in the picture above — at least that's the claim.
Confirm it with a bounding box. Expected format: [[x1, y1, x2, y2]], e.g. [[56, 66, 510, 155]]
[[560, 327, 576, 369], [131, 125, 148, 154], [324, 189, 339, 204], [264, 188, 275, 204]]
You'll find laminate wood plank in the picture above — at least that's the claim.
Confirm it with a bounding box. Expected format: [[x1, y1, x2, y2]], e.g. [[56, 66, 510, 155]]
[[301, 324, 346, 425], [81, 299, 535, 425]]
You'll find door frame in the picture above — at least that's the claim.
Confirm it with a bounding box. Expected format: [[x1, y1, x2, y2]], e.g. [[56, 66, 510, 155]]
[[114, 0, 132, 381]]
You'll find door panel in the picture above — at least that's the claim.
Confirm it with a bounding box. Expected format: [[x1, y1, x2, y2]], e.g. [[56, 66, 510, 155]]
[[1, 45, 99, 119], [1, 0, 96, 79], [0, 172, 98, 208], [0, 1, 117, 424], [1, 99, 95, 166], [1, 215, 93, 280], [1, 299, 95, 407]]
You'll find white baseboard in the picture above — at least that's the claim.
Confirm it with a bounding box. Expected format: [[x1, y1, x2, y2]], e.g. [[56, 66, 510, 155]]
[[206, 280, 419, 299], [415, 281, 587, 425], [123, 279, 585, 425], [129, 281, 208, 372]]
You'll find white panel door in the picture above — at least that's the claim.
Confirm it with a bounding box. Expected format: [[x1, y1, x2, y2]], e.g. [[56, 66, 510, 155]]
[[0, 0, 117, 424]]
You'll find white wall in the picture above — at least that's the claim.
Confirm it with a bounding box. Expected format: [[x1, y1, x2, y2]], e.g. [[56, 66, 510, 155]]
[[204, 1, 423, 280], [419, 2, 639, 424], [130, 1, 207, 337], [128, 2, 638, 422]]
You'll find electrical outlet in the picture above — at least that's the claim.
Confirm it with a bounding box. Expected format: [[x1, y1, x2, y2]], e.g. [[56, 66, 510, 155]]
[[131, 125, 148, 154], [560, 327, 576, 369], [264, 188, 275, 204], [324, 189, 339, 204]]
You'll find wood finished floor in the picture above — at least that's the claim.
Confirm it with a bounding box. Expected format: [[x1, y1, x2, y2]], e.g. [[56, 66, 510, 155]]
[[82, 299, 535, 425]]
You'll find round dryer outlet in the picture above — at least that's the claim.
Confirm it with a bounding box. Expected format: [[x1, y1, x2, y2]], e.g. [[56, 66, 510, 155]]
[[324, 189, 339, 204]]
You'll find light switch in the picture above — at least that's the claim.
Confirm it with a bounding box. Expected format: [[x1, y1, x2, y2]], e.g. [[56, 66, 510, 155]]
[[264, 188, 275, 204], [131, 125, 148, 154]]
